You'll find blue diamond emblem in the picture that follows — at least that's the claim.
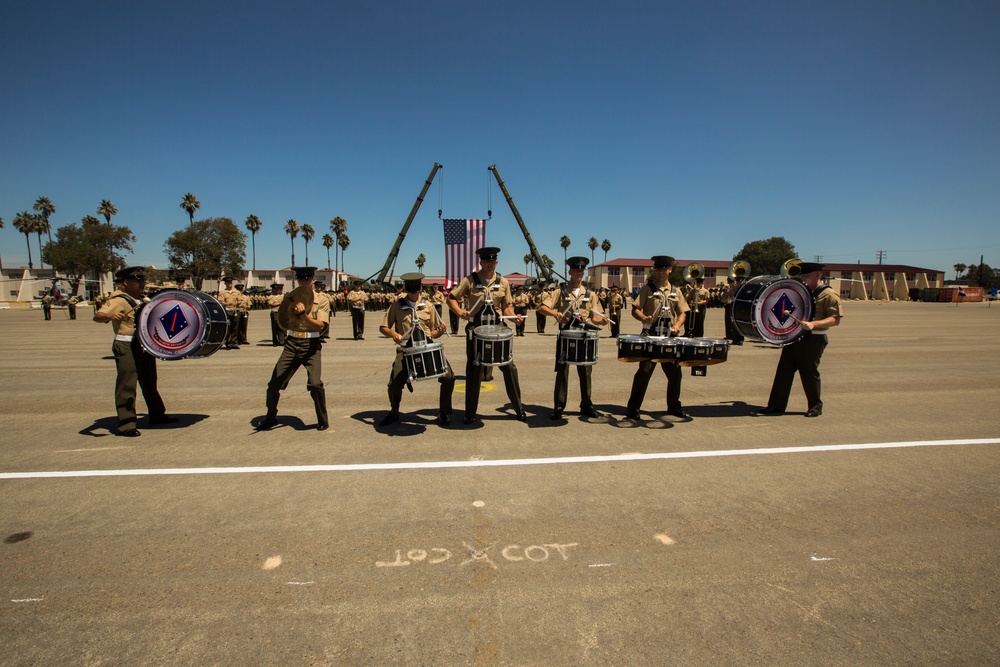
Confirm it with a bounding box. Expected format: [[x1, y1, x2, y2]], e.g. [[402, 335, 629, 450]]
[[770, 293, 796, 324], [159, 305, 190, 340]]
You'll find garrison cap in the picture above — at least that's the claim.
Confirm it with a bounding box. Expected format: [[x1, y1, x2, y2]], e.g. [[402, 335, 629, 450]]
[[294, 266, 317, 279], [567, 256, 589, 270], [476, 247, 501, 260], [651, 255, 675, 269], [115, 266, 147, 281], [798, 262, 825, 274]]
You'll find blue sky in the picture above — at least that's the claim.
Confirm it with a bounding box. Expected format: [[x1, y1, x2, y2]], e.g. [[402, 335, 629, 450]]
[[2, 0, 998, 277]]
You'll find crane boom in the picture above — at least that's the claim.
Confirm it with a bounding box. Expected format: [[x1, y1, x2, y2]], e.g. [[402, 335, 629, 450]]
[[487, 164, 563, 285], [366, 162, 442, 285]]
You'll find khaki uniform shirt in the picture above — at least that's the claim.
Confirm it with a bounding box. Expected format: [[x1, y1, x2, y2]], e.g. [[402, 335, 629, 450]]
[[348, 289, 368, 310], [381, 297, 445, 346], [513, 292, 531, 309], [218, 288, 240, 309], [607, 292, 624, 312], [267, 294, 284, 311], [543, 285, 605, 326], [311, 292, 332, 324], [449, 271, 513, 323], [634, 281, 689, 327], [812, 287, 843, 334], [97, 289, 139, 337]]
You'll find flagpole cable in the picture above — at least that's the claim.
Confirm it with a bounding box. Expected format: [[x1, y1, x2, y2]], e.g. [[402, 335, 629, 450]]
[[438, 166, 444, 219], [486, 168, 493, 220]]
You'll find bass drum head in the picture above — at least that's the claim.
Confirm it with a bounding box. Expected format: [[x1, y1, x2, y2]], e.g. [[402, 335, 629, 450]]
[[731, 277, 813, 346], [137, 289, 228, 360]]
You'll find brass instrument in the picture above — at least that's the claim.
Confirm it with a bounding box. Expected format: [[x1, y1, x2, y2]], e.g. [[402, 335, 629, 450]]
[[728, 260, 750, 281], [682, 262, 705, 285], [780, 258, 804, 278], [277, 285, 315, 331]]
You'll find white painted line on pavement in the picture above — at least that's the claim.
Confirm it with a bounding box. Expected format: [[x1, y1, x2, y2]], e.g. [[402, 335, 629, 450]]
[[1, 438, 998, 480]]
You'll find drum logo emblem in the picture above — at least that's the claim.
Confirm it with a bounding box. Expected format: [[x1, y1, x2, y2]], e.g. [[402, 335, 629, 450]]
[[158, 305, 190, 340], [770, 294, 797, 325]]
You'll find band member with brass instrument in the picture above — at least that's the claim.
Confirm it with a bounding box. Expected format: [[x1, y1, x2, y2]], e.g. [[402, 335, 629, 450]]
[[260, 267, 331, 431], [684, 276, 709, 338], [447, 246, 527, 425], [756, 262, 843, 418], [625, 255, 690, 421], [93, 266, 174, 437], [606, 284, 624, 338], [537, 256, 610, 419], [377, 273, 455, 427]]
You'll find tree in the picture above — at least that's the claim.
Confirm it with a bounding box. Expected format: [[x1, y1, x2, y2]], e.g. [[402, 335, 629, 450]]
[[540, 253, 555, 281], [588, 236, 599, 265], [560, 235, 571, 270], [284, 219, 299, 266], [301, 223, 315, 266], [33, 196, 55, 244], [338, 234, 350, 274], [415, 253, 426, 272], [42, 215, 136, 294], [523, 253, 533, 276], [13, 211, 36, 269], [953, 263, 967, 281], [245, 214, 262, 270], [601, 239, 611, 263], [732, 237, 797, 277], [322, 233, 334, 270], [32, 213, 50, 269], [164, 217, 247, 290], [964, 262, 998, 288], [180, 193, 200, 226], [0, 216, 4, 269], [330, 216, 347, 276], [98, 199, 118, 225]]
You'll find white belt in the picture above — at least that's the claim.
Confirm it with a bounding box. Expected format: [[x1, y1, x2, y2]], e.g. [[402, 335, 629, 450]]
[[115, 334, 134, 342], [287, 330, 320, 339]]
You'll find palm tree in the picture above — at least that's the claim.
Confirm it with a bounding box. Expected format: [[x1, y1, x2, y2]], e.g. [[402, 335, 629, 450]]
[[180, 193, 200, 226], [953, 263, 967, 281], [33, 213, 49, 268], [523, 253, 533, 277], [330, 216, 347, 276], [301, 224, 315, 265], [33, 196, 55, 243], [13, 211, 36, 269], [587, 237, 599, 265], [245, 214, 262, 270], [284, 219, 299, 266], [0, 217, 4, 269], [98, 199, 118, 225], [559, 235, 571, 270], [601, 239, 611, 263], [338, 234, 350, 275], [415, 253, 426, 272], [322, 233, 334, 270]]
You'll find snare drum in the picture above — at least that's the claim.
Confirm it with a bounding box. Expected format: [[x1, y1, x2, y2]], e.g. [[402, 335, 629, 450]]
[[617, 334, 649, 362], [677, 337, 730, 366], [403, 342, 447, 382], [136, 289, 229, 360], [473, 325, 514, 366], [646, 335, 680, 362], [731, 276, 813, 346], [556, 328, 599, 366]]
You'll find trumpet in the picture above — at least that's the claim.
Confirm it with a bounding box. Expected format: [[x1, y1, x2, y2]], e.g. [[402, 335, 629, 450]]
[[728, 260, 750, 281], [780, 258, 804, 278]]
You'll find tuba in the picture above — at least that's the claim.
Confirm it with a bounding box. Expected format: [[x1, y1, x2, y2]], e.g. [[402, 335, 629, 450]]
[[682, 262, 705, 285], [728, 260, 750, 281], [780, 258, 804, 278]]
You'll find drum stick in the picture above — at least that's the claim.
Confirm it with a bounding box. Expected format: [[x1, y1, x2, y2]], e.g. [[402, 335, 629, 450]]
[[782, 310, 807, 325]]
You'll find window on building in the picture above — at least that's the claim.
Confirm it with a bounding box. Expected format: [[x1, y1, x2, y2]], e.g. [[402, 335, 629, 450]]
[[886, 273, 895, 281], [841, 272, 852, 280], [608, 268, 620, 276]]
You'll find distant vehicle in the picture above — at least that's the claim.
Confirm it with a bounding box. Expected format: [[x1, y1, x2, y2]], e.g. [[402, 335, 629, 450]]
[[988, 288, 999, 301]]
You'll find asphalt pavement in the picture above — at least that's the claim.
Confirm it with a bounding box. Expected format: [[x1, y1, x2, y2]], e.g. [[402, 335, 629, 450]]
[[1, 300, 998, 665]]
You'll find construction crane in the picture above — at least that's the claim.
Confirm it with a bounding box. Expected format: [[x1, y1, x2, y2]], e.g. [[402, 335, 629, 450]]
[[488, 164, 563, 285], [366, 162, 442, 286]]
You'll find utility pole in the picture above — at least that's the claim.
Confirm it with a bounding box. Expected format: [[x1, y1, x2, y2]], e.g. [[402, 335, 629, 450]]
[[813, 255, 823, 263], [875, 250, 887, 265]]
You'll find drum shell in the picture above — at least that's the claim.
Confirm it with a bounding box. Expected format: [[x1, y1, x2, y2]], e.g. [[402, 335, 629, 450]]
[[556, 328, 599, 366], [646, 336, 680, 362], [678, 337, 729, 367], [403, 342, 447, 381], [731, 276, 813, 346], [616, 334, 649, 362], [473, 325, 514, 367], [136, 290, 229, 360]]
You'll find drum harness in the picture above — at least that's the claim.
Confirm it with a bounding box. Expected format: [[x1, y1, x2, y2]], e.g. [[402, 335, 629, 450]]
[[642, 279, 675, 338], [111, 293, 141, 342]]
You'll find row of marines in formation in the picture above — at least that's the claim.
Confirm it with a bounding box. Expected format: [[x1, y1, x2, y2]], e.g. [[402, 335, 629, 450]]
[[94, 249, 842, 436]]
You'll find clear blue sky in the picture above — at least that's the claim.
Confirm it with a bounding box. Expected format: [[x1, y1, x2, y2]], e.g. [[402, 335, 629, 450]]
[[2, 0, 998, 277]]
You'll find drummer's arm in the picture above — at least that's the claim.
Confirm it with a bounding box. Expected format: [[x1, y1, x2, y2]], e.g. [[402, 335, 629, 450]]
[[446, 294, 469, 320], [379, 324, 405, 344], [673, 311, 686, 335], [803, 314, 840, 332]]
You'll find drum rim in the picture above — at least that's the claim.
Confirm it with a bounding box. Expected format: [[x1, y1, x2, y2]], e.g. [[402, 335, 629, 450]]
[[137, 290, 215, 360], [733, 276, 813, 346]]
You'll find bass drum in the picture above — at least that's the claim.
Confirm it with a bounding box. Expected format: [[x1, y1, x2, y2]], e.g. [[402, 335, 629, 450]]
[[731, 277, 813, 346], [136, 289, 229, 360]]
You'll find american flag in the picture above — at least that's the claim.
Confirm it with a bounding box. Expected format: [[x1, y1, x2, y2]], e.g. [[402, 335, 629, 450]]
[[443, 219, 487, 288]]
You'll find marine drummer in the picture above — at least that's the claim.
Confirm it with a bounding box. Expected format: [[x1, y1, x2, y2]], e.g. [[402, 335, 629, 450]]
[[537, 256, 610, 419], [267, 282, 285, 346], [625, 255, 691, 421], [93, 266, 175, 437], [377, 273, 455, 428], [447, 246, 527, 425], [260, 266, 331, 431]]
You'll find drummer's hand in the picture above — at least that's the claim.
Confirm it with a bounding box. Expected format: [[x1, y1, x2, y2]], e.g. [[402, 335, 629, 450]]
[[460, 310, 471, 321], [112, 311, 127, 322], [671, 326, 681, 335], [802, 321, 814, 331], [553, 313, 564, 324], [643, 315, 654, 325], [515, 314, 523, 325]]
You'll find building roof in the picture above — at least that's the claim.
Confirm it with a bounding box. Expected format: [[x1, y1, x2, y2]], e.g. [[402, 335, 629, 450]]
[[592, 258, 942, 274]]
